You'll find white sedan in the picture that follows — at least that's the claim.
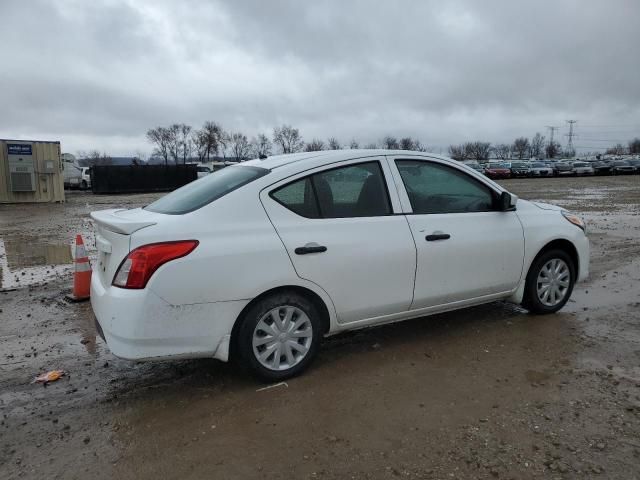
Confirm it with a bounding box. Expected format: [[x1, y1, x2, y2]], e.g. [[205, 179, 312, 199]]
[[90, 150, 589, 381]]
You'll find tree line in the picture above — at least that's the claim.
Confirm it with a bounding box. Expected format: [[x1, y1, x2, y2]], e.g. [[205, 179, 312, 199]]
[[447, 133, 565, 161], [605, 138, 640, 156], [142, 123, 640, 164], [145, 122, 434, 163]]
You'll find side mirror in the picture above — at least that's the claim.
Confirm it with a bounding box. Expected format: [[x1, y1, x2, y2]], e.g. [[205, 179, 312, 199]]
[[499, 191, 517, 211]]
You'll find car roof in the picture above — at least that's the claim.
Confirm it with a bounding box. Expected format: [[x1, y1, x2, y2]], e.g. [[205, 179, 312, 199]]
[[242, 149, 455, 171]]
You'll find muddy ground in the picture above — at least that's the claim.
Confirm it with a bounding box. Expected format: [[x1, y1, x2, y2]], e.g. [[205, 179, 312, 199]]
[[1, 176, 639, 479]]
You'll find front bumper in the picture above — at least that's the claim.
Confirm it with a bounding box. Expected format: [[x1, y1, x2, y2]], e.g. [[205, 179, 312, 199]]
[[90, 275, 249, 362]]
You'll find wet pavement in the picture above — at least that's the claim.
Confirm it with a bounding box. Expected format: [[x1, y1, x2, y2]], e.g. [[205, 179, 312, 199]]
[[1, 178, 639, 479]]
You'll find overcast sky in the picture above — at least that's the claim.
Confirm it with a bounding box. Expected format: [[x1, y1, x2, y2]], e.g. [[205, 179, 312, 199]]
[[1, 0, 639, 156]]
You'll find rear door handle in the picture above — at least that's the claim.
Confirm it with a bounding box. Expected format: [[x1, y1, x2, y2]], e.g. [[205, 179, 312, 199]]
[[295, 244, 327, 255], [425, 233, 450, 241]]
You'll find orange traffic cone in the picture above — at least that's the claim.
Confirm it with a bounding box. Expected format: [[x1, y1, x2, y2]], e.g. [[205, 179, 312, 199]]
[[66, 234, 92, 302]]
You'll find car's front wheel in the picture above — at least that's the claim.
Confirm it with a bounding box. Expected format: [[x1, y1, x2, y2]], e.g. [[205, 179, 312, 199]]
[[522, 249, 575, 314], [236, 291, 322, 381]]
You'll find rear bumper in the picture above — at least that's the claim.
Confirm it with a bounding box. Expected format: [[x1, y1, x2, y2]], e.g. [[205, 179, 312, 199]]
[[90, 275, 249, 362]]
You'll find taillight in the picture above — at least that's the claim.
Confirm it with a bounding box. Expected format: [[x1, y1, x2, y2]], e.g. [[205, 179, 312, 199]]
[[112, 240, 199, 289]]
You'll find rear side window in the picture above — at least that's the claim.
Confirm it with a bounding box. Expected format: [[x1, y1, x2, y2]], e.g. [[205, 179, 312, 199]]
[[271, 177, 320, 218], [145, 166, 268, 214], [271, 161, 391, 218], [396, 160, 496, 214]]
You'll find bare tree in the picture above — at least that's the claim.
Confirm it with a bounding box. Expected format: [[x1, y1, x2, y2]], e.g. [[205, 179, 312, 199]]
[[399, 137, 414, 150], [200, 121, 223, 161], [512, 137, 530, 159], [399, 137, 425, 151], [273, 125, 304, 154], [193, 129, 209, 162], [493, 144, 511, 160], [605, 143, 627, 155], [628, 138, 640, 154], [166, 124, 182, 163], [146, 126, 171, 165], [229, 132, 250, 161], [177, 124, 192, 164], [218, 129, 231, 158], [382, 136, 399, 149], [465, 141, 491, 161], [349, 139, 359, 149], [364, 142, 378, 149], [85, 150, 112, 166], [545, 141, 562, 158], [250, 133, 272, 159], [305, 138, 325, 151], [327, 137, 341, 150], [448, 144, 466, 160], [530, 132, 546, 159]]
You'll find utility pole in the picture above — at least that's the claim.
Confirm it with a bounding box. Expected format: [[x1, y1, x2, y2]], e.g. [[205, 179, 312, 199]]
[[565, 120, 577, 156], [546, 125, 560, 145], [545, 125, 560, 158]]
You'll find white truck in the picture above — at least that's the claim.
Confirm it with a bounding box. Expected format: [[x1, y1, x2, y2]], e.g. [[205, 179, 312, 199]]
[[63, 162, 91, 189]]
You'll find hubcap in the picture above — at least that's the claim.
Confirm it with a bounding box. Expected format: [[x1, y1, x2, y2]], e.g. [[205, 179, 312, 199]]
[[252, 306, 313, 371], [536, 258, 571, 307]]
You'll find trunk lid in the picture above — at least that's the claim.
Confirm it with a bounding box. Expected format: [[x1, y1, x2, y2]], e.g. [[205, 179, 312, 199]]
[[90, 208, 163, 286]]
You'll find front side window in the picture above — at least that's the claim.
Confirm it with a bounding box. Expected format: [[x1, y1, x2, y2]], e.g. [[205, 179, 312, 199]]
[[396, 160, 496, 214], [271, 161, 391, 218]]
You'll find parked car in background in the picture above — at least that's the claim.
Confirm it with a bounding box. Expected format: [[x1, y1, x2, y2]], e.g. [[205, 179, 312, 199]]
[[196, 165, 212, 178], [554, 162, 574, 176], [510, 162, 531, 177], [484, 162, 512, 179], [572, 162, 594, 176], [467, 163, 485, 174], [627, 159, 640, 173], [592, 160, 612, 176], [611, 160, 635, 175], [90, 150, 589, 380], [530, 162, 554, 177]]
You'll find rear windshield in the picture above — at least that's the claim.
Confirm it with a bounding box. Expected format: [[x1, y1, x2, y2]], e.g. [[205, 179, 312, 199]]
[[573, 162, 587, 167], [532, 163, 545, 167], [145, 166, 269, 214]]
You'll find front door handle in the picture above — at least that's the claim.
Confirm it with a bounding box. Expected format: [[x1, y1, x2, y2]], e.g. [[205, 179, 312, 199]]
[[425, 233, 450, 241], [295, 244, 327, 255]]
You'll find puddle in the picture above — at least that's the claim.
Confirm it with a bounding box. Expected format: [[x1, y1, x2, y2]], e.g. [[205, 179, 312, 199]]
[[2, 237, 72, 270], [0, 237, 73, 290]]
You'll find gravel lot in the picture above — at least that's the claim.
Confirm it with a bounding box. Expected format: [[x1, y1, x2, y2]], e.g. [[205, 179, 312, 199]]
[[1, 176, 639, 479]]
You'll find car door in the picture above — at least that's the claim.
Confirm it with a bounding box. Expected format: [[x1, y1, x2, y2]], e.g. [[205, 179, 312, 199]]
[[389, 157, 524, 309], [261, 158, 416, 324]]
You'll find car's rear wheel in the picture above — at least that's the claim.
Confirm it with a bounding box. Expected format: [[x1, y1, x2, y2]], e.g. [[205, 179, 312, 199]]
[[522, 249, 575, 314], [236, 291, 322, 381]]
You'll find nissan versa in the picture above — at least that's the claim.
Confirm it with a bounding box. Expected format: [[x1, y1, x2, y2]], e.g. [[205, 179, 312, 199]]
[[90, 150, 589, 381]]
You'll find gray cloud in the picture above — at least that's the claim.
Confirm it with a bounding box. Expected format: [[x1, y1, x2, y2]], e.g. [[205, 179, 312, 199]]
[[1, 0, 639, 155]]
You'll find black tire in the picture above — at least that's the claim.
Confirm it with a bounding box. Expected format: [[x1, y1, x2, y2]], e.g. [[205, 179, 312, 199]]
[[235, 291, 322, 382], [81, 180, 88, 190], [522, 249, 576, 314]]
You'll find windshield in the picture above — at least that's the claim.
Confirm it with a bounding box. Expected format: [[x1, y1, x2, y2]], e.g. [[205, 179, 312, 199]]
[[532, 163, 545, 167], [573, 162, 587, 167], [488, 163, 507, 168], [511, 162, 527, 168], [613, 161, 629, 166], [145, 166, 269, 214]]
